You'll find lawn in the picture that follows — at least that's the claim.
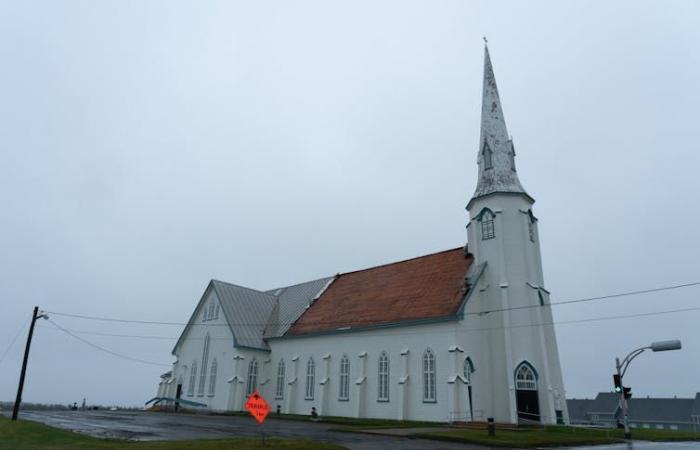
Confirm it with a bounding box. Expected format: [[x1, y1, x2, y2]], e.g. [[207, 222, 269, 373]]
[[0, 416, 345, 450], [415, 425, 700, 448]]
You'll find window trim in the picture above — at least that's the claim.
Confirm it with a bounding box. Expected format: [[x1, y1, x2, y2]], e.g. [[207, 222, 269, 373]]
[[197, 334, 210, 396], [275, 359, 285, 400], [305, 357, 315, 400], [422, 348, 437, 403], [246, 358, 259, 396], [515, 362, 538, 391], [377, 351, 390, 402], [339, 354, 350, 401], [208, 358, 218, 397]]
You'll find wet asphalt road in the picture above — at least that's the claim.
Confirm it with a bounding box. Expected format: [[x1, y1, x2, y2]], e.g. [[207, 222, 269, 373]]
[[14, 410, 490, 450], [12, 410, 700, 450]]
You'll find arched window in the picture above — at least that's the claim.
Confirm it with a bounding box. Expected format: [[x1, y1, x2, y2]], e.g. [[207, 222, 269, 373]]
[[339, 355, 350, 401], [208, 359, 218, 396], [305, 357, 315, 400], [509, 140, 516, 172], [423, 349, 436, 402], [526, 209, 537, 243], [378, 352, 389, 401], [215, 303, 220, 319], [246, 358, 258, 396], [482, 141, 493, 170], [188, 361, 197, 396], [480, 209, 495, 240], [209, 303, 215, 321], [275, 359, 285, 400], [198, 334, 210, 395], [463, 357, 475, 383], [515, 363, 537, 391]]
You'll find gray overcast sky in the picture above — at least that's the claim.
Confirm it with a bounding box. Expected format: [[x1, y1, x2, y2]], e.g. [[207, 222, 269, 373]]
[[1, 1, 699, 407]]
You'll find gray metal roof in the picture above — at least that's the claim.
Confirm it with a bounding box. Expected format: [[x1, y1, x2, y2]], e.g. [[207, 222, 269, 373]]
[[211, 280, 279, 350], [264, 276, 335, 338], [566, 399, 595, 423], [173, 276, 335, 354], [627, 397, 695, 422], [587, 392, 621, 415], [578, 392, 700, 423]]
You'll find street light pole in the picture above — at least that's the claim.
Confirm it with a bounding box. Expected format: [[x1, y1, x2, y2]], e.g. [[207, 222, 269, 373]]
[[614, 340, 682, 440]]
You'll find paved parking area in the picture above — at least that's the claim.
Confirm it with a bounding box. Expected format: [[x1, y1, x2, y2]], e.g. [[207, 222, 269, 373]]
[[16, 410, 485, 450], [13, 410, 700, 450]]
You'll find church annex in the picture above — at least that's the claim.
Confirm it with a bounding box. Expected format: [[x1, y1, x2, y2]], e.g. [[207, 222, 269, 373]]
[[154, 45, 569, 425]]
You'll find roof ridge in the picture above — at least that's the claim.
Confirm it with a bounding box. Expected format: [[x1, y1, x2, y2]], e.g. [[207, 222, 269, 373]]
[[211, 279, 278, 299], [337, 247, 466, 277], [265, 275, 335, 294]]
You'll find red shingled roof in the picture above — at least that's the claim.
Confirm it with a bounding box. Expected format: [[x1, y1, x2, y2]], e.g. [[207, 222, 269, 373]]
[[287, 248, 473, 335]]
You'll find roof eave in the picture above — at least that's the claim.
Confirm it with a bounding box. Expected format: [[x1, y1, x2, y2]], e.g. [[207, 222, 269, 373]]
[[269, 314, 459, 341], [467, 191, 535, 211]]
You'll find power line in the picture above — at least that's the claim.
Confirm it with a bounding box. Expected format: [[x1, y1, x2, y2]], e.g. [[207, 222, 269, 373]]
[[43, 279, 700, 327], [0, 315, 32, 367], [44, 304, 700, 342], [46, 319, 171, 368]]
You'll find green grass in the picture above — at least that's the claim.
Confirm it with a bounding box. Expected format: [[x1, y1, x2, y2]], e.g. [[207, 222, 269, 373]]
[[415, 425, 700, 448], [0, 416, 344, 450]]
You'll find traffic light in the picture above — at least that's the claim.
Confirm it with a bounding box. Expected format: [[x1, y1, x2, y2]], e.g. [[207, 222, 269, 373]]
[[623, 386, 632, 399], [613, 374, 622, 393]]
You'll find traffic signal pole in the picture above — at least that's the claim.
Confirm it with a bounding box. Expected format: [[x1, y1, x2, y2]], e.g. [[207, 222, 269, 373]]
[[12, 306, 42, 421], [615, 357, 631, 439], [613, 340, 682, 440]]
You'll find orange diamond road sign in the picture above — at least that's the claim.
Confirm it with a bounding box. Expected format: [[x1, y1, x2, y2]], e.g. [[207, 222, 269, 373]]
[[245, 390, 270, 424]]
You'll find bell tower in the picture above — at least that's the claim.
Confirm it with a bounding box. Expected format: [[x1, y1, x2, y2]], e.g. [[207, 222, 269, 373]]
[[466, 43, 568, 425]]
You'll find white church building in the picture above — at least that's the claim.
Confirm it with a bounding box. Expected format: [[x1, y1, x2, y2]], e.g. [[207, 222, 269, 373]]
[[154, 45, 569, 425]]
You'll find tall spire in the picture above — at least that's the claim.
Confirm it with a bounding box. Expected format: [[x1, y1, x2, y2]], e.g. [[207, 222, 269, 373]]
[[470, 43, 530, 206]]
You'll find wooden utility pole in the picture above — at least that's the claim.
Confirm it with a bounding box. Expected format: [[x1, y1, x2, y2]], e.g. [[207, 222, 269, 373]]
[[12, 306, 41, 421]]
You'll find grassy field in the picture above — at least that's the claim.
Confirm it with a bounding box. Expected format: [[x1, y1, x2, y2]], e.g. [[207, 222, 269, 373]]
[[0, 416, 344, 450], [415, 425, 700, 448]]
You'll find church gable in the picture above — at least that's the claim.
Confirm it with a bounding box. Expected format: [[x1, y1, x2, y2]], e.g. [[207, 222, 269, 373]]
[[286, 248, 474, 336]]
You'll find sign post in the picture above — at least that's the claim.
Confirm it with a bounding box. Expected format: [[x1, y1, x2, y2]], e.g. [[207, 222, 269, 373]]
[[245, 390, 271, 445]]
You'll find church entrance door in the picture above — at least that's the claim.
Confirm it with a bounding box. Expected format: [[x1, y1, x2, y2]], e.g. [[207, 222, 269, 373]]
[[516, 389, 540, 422], [514, 362, 540, 423]]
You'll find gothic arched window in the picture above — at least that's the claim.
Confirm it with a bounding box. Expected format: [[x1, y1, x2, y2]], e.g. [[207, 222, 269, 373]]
[[275, 359, 285, 400], [339, 355, 350, 401], [509, 140, 516, 172], [480, 209, 495, 240], [464, 357, 475, 383], [423, 349, 437, 402], [378, 352, 389, 401], [198, 334, 210, 395], [188, 361, 197, 396], [305, 357, 315, 400], [515, 362, 537, 391], [482, 141, 493, 170], [208, 359, 218, 396], [246, 358, 258, 396]]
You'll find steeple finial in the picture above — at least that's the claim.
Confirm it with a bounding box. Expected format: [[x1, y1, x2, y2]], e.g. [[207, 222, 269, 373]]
[[469, 44, 530, 207]]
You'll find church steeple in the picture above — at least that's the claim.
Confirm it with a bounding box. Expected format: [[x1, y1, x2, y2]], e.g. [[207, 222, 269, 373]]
[[469, 43, 530, 207]]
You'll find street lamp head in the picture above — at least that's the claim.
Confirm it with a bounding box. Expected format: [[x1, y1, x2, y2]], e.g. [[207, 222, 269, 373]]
[[650, 340, 682, 352]]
